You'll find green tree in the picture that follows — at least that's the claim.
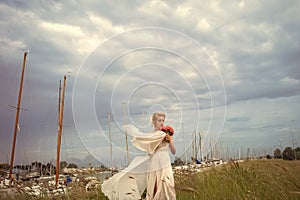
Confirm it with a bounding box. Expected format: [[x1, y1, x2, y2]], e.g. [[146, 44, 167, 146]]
[[283, 147, 294, 160], [0, 163, 10, 176], [46, 162, 55, 175], [67, 163, 78, 168], [0, 163, 10, 170], [60, 161, 68, 169], [296, 147, 300, 160], [173, 157, 184, 166], [274, 148, 282, 159]]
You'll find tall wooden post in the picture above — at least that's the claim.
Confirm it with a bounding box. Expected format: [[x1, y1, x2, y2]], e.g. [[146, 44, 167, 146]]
[[56, 76, 66, 186], [58, 80, 61, 122], [9, 51, 28, 180]]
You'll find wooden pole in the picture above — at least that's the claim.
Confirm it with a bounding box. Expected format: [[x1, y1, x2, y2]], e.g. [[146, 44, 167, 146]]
[[9, 51, 28, 180], [56, 76, 66, 186], [58, 80, 61, 123], [122, 102, 129, 165]]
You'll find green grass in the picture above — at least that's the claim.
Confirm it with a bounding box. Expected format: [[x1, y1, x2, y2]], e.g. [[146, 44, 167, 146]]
[[1, 159, 300, 199], [175, 159, 300, 200]]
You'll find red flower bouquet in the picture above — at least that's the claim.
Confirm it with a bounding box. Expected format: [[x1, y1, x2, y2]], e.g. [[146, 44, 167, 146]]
[[160, 125, 174, 136]]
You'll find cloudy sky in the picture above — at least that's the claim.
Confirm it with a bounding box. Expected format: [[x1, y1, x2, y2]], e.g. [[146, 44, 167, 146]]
[[1, 0, 299, 167]]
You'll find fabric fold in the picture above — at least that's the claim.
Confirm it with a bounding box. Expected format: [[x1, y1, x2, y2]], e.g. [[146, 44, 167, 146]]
[[102, 124, 175, 200]]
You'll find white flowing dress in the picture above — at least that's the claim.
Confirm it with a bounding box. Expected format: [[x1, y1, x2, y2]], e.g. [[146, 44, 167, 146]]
[[101, 125, 176, 200]]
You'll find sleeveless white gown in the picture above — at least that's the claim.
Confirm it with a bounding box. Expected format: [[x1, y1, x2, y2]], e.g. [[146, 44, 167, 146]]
[[101, 124, 176, 200]]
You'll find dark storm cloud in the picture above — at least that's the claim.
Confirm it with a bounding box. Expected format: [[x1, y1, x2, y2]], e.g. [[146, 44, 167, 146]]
[[1, 0, 299, 164]]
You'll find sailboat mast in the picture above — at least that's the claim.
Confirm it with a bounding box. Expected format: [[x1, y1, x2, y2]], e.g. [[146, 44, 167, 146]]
[[210, 137, 213, 160], [192, 131, 195, 161], [56, 76, 66, 186], [198, 131, 202, 161], [108, 112, 113, 175], [122, 102, 129, 165], [9, 51, 28, 180], [182, 123, 187, 163], [58, 80, 61, 122], [194, 130, 198, 159]]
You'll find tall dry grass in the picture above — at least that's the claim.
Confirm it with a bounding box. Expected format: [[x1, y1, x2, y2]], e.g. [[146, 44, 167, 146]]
[[1, 159, 299, 199], [175, 159, 300, 200]]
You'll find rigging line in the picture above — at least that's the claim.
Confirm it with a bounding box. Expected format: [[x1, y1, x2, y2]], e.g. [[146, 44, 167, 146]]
[[42, 93, 58, 162], [62, 125, 73, 164], [47, 124, 56, 165], [62, 97, 72, 164], [36, 138, 40, 163], [70, 127, 76, 162], [5, 56, 21, 108]]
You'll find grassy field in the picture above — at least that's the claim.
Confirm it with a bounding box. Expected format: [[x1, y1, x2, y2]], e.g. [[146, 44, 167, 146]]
[[175, 159, 300, 200], [1, 159, 300, 199]]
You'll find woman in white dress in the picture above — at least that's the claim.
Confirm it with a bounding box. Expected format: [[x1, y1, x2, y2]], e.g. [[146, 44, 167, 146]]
[[146, 112, 176, 200], [101, 111, 176, 200]]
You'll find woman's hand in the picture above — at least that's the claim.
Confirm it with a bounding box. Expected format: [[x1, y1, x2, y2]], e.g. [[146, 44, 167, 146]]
[[164, 134, 173, 143], [165, 134, 176, 154]]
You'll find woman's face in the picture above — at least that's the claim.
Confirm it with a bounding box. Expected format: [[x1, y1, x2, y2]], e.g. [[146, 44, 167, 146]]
[[154, 116, 165, 131]]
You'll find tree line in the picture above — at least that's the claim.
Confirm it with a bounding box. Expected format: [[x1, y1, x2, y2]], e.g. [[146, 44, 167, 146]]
[[273, 146, 300, 160]]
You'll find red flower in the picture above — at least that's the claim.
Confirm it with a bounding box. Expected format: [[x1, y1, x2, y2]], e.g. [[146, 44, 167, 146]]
[[160, 125, 174, 136]]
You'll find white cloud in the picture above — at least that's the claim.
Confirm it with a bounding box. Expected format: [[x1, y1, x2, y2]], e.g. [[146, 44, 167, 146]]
[[40, 22, 84, 37], [280, 77, 299, 86]]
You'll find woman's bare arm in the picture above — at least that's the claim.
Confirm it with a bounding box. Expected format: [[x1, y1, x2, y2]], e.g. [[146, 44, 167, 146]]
[[165, 134, 176, 154]]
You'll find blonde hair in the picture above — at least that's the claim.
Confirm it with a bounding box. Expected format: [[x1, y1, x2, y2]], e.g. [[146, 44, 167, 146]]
[[152, 111, 166, 124]]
